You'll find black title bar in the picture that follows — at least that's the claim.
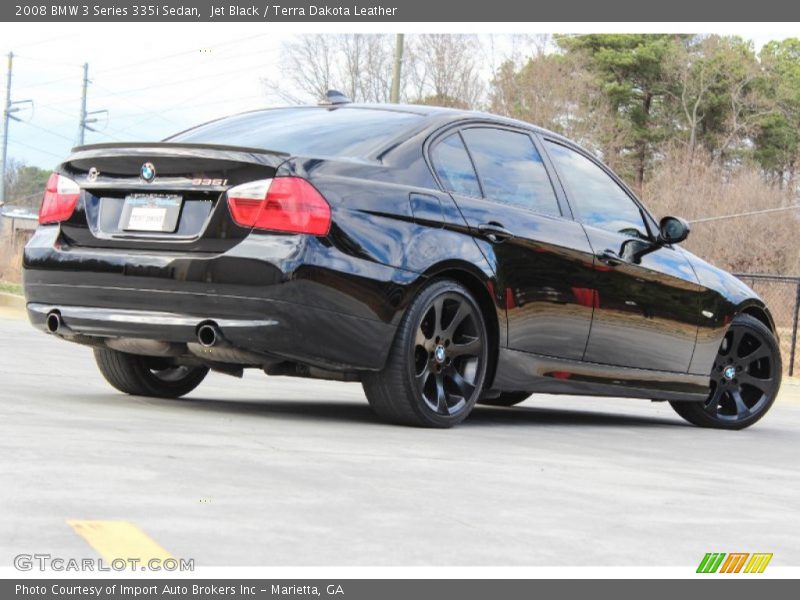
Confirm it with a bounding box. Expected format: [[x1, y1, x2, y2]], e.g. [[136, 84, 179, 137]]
[[4, 0, 800, 22]]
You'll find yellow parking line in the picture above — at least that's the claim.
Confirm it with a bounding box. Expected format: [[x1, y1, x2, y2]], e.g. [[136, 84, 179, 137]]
[[67, 520, 172, 561]]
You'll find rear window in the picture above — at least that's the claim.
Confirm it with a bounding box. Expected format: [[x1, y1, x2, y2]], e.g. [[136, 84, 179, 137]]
[[166, 107, 423, 157]]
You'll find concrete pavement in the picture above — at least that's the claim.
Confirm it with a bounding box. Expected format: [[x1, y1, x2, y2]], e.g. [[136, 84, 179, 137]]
[[1, 310, 799, 567]]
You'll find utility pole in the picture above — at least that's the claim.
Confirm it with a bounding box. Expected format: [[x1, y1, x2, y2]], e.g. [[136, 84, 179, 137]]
[[76, 62, 107, 147], [390, 34, 404, 104], [1, 52, 14, 206], [1, 52, 32, 207]]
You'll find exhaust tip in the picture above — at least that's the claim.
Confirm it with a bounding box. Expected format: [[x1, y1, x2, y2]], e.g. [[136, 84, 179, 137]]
[[197, 322, 220, 348], [46, 311, 62, 334]]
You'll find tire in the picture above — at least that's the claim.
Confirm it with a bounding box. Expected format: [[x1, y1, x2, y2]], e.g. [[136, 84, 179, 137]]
[[94, 348, 209, 399], [479, 391, 532, 407], [362, 279, 490, 427], [670, 314, 781, 430]]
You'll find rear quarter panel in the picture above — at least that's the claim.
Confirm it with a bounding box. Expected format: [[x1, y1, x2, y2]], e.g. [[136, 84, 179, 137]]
[[283, 153, 503, 335]]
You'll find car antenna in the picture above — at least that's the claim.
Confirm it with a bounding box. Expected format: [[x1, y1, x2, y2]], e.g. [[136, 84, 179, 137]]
[[319, 90, 352, 106]]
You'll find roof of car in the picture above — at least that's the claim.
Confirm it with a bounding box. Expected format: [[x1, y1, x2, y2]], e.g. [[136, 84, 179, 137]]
[[325, 103, 566, 140], [163, 103, 574, 155]]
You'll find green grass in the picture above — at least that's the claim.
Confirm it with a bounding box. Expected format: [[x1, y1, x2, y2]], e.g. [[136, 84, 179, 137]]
[[0, 281, 22, 296]]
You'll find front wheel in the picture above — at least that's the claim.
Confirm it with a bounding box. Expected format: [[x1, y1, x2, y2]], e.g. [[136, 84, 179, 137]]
[[670, 314, 781, 430], [363, 279, 490, 427], [94, 348, 209, 399]]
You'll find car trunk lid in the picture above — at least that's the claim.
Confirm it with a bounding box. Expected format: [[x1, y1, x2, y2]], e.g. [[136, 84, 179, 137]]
[[58, 142, 288, 253]]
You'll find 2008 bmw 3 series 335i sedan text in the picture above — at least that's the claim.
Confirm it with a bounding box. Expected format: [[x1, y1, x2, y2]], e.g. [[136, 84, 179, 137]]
[[23, 97, 782, 429]]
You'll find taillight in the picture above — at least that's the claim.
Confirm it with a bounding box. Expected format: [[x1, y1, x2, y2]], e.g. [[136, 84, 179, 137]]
[[226, 177, 331, 236], [39, 173, 80, 224]]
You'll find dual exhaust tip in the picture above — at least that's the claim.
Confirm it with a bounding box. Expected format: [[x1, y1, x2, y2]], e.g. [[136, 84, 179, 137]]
[[46, 310, 225, 350], [46, 311, 63, 334], [196, 322, 224, 348]]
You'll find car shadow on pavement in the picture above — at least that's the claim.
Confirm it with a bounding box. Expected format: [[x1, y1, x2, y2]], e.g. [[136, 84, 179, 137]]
[[120, 394, 685, 429], [469, 405, 683, 428]]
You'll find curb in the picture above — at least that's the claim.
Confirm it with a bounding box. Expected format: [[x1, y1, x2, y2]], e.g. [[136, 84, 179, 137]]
[[0, 291, 25, 312]]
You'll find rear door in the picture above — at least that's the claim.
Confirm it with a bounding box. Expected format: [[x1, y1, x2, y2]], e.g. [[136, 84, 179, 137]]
[[430, 125, 597, 361], [541, 138, 703, 372]]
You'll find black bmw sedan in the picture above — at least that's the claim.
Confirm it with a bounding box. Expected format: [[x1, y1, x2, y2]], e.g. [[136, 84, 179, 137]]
[[23, 100, 782, 429]]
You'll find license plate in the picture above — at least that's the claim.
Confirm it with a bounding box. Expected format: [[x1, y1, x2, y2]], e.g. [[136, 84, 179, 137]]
[[120, 195, 182, 232]]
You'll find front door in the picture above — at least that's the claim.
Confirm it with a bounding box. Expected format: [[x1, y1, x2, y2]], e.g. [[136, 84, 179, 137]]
[[542, 139, 703, 372]]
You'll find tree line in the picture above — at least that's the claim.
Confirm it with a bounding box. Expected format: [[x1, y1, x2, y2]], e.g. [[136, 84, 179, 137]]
[[270, 34, 800, 276], [272, 34, 800, 193], [3, 35, 798, 276]]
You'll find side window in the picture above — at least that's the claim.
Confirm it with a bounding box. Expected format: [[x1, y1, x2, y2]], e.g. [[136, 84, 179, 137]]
[[545, 141, 648, 238], [431, 133, 482, 198], [461, 128, 560, 217]]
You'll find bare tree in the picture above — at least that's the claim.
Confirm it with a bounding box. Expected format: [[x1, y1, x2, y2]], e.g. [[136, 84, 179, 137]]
[[405, 35, 485, 108], [717, 72, 775, 161], [268, 35, 335, 103], [488, 48, 625, 165], [265, 34, 394, 104], [667, 40, 721, 161]]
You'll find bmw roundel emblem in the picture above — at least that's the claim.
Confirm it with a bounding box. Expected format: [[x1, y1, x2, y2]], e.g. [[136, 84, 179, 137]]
[[140, 162, 156, 182]]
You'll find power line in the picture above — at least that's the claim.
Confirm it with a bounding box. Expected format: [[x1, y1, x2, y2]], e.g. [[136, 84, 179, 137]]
[[90, 32, 271, 77], [21, 120, 75, 143], [1, 32, 76, 52], [8, 138, 64, 160], [690, 204, 800, 223], [91, 82, 179, 126]]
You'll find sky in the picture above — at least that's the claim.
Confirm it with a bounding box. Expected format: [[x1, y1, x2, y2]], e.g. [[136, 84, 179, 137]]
[[0, 23, 792, 171]]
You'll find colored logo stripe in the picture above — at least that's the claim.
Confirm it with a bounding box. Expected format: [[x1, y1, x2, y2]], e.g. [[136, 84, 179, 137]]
[[697, 552, 773, 573], [697, 553, 726, 573], [744, 553, 773, 573], [720, 553, 749, 573]]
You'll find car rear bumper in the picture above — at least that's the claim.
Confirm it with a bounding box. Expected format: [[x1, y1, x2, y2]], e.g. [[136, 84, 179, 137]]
[[26, 301, 393, 371], [23, 227, 409, 371]]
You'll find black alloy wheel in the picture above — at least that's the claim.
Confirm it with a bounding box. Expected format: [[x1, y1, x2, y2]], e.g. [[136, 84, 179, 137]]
[[363, 280, 489, 427], [670, 314, 781, 430], [413, 291, 485, 416]]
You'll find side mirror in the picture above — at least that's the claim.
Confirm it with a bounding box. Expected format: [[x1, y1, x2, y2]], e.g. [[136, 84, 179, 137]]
[[658, 216, 690, 245]]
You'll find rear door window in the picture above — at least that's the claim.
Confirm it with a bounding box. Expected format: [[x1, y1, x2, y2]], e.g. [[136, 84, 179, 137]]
[[430, 133, 482, 198], [461, 127, 560, 217]]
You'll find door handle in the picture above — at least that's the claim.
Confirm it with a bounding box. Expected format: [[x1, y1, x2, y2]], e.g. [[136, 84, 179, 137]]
[[477, 222, 514, 243], [597, 249, 623, 266]]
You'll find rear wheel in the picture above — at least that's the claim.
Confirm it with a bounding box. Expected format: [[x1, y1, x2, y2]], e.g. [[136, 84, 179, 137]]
[[363, 280, 489, 427], [94, 348, 209, 399], [479, 391, 532, 407], [670, 314, 781, 430]]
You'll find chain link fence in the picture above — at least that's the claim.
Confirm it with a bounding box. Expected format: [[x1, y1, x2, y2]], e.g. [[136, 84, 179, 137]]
[[735, 274, 800, 376]]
